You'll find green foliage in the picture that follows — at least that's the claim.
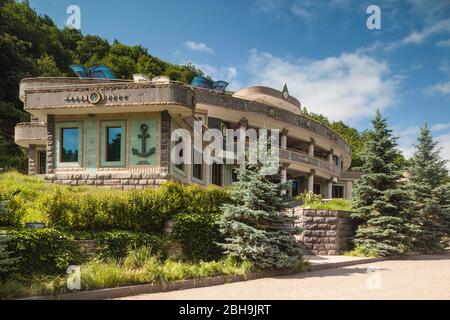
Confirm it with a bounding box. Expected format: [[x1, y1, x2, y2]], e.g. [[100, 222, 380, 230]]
[[408, 124, 450, 252], [172, 185, 230, 261], [351, 111, 412, 257], [218, 165, 304, 270], [3, 228, 82, 275], [0, 233, 18, 276], [0, 252, 253, 299], [296, 191, 322, 206], [85, 231, 161, 260], [306, 199, 353, 211]]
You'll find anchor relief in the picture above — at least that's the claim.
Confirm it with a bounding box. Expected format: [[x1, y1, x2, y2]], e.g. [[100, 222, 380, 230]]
[[132, 124, 156, 158]]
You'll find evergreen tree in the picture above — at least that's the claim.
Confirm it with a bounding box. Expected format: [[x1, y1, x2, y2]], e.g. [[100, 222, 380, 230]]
[[351, 111, 411, 256], [217, 165, 304, 270], [408, 124, 449, 251], [0, 234, 17, 275]]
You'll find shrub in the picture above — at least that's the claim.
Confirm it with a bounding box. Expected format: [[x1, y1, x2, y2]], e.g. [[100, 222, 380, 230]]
[[296, 191, 322, 206], [172, 185, 229, 261], [74, 231, 162, 260], [4, 228, 82, 275], [0, 233, 18, 277]]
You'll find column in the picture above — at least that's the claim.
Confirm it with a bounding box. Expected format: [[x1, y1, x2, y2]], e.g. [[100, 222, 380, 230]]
[[327, 179, 333, 199], [345, 181, 353, 199], [46, 114, 55, 174], [307, 170, 315, 193], [238, 118, 248, 169], [281, 128, 288, 149], [28, 144, 37, 175], [308, 138, 315, 157], [281, 165, 288, 196]]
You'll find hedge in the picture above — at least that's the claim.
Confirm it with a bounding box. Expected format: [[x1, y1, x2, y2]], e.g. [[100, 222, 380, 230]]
[[4, 228, 82, 275], [73, 231, 162, 259], [40, 182, 229, 234]]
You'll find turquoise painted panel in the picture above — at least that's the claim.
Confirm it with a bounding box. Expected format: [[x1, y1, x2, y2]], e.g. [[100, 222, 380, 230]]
[[129, 118, 158, 166], [85, 117, 97, 173]]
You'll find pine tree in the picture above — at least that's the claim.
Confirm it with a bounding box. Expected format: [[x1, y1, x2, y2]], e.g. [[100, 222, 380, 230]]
[[351, 111, 411, 256], [0, 234, 17, 275], [217, 165, 304, 270], [408, 124, 449, 251]]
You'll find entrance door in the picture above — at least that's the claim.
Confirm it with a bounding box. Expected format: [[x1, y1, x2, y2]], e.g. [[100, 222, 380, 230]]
[[37, 150, 46, 174]]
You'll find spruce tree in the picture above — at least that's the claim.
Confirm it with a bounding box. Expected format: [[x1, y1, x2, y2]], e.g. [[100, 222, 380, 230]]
[[0, 234, 17, 275], [351, 111, 411, 256], [217, 165, 304, 270], [408, 124, 449, 251]]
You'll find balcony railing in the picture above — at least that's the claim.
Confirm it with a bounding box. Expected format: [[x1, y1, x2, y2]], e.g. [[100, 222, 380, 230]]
[[280, 148, 340, 174], [14, 122, 47, 148]]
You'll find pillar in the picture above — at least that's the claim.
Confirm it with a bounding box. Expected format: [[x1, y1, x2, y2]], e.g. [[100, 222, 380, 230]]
[[345, 181, 353, 199], [281, 128, 288, 149], [327, 179, 333, 199], [28, 144, 37, 175], [238, 118, 248, 169], [307, 171, 315, 193], [46, 114, 55, 174], [308, 138, 315, 157], [281, 165, 288, 196]]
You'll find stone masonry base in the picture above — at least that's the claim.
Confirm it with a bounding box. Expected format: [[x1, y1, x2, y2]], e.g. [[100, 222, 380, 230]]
[[45, 171, 169, 190], [294, 208, 356, 255]]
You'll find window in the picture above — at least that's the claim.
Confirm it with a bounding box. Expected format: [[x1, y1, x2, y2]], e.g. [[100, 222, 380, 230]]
[[212, 162, 223, 186], [38, 150, 46, 174], [333, 185, 345, 198], [101, 120, 126, 168], [313, 183, 321, 195], [106, 127, 122, 162], [192, 148, 203, 181], [175, 137, 185, 172], [60, 128, 79, 163]]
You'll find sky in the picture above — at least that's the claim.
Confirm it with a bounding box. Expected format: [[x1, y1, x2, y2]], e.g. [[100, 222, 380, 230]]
[[28, 0, 450, 168]]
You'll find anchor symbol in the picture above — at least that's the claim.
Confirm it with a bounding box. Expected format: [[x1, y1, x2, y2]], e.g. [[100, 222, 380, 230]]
[[132, 124, 156, 158]]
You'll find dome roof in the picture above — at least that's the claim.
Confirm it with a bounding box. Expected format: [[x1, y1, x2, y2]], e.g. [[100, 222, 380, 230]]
[[232, 86, 301, 114]]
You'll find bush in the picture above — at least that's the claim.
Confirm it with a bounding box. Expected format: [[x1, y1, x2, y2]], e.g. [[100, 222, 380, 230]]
[[94, 231, 161, 260], [4, 228, 82, 275], [172, 185, 229, 261], [296, 191, 322, 206]]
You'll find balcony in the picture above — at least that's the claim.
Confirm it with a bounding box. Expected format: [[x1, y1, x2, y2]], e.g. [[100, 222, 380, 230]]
[[14, 122, 47, 148], [280, 148, 340, 174]]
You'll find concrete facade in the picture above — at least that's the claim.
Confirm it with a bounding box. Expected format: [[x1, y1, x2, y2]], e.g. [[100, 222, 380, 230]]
[[14, 77, 359, 198]]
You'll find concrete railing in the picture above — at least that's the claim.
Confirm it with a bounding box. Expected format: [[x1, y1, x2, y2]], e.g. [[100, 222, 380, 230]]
[[14, 122, 47, 148]]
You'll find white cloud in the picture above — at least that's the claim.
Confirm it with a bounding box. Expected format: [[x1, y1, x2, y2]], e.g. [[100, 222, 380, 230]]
[[397, 126, 420, 159], [397, 125, 450, 171], [431, 122, 450, 132], [386, 18, 450, 50], [246, 49, 399, 124], [183, 41, 215, 54], [426, 81, 450, 96], [437, 38, 450, 47], [436, 132, 450, 171]]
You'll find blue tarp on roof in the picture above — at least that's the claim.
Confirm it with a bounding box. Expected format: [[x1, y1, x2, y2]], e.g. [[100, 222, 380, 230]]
[[70, 64, 116, 80]]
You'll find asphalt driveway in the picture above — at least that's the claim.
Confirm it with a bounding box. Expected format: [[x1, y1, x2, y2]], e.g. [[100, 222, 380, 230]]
[[117, 254, 450, 300]]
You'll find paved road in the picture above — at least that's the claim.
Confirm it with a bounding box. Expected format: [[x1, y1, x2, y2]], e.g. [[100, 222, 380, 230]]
[[118, 254, 450, 300]]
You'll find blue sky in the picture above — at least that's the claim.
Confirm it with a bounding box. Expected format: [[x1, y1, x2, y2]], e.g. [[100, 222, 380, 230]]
[[28, 0, 450, 166]]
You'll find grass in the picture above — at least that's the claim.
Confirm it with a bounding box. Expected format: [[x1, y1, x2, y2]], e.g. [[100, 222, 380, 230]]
[[302, 199, 353, 211], [0, 247, 254, 299], [0, 171, 109, 225], [344, 247, 379, 257]]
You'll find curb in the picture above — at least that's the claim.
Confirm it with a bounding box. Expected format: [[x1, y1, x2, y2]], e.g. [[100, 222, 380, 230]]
[[21, 254, 426, 300], [21, 268, 298, 301]]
